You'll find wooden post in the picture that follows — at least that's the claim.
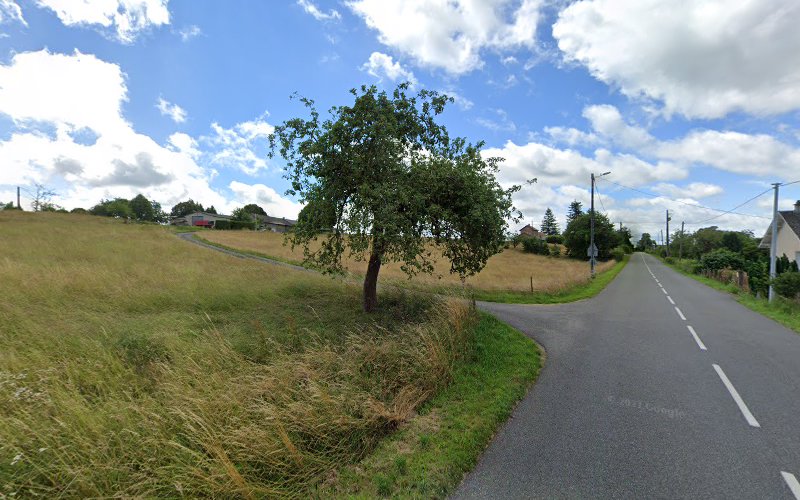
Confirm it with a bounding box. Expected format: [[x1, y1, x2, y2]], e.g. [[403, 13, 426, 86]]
[[530, 276, 533, 293]]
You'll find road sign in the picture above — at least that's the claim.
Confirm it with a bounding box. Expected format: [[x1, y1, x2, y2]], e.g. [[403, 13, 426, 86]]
[[587, 243, 598, 257]]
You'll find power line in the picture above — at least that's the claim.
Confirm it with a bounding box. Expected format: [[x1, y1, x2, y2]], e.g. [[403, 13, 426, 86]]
[[594, 182, 608, 213], [597, 177, 770, 220], [686, 187, 772, 225]]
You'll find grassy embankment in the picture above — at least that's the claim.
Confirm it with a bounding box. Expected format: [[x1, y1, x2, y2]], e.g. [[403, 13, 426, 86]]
[[660, 256, 800, 334], [0, 212, 539, 498], [195, 230, 623, 304]]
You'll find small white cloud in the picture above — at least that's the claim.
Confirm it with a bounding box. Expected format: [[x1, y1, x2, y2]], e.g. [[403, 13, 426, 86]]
[[297, 0, 340, 21], [229, 181, 303, 219], [156, 97, 187, 124], [178, 24, 200, 41], [360, 52, 417, 86], [0, 0, 26, 26], [206, 116, 274, 175], [476, 108, 516, 132], [36, 0, 170, 43], [652, 182, 724, 199]]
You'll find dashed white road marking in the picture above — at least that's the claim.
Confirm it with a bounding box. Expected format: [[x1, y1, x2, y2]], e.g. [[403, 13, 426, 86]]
[[713, 364, 760, 428], [661, 288, 668, 295], [658, 283, 663, 288], [782, 472, 800, 499], [686, 325, 707, 351], [667, 296, 676, 305], [674, 307, 687, 320]]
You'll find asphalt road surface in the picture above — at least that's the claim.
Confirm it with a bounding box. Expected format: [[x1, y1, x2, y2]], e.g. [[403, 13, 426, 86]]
[[453, 253, 800, 499]]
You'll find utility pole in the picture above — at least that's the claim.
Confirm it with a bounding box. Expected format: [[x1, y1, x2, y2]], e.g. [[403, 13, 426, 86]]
[[589, 171, 611, 278], [16, 186, 20, 209], [666, 210, 671, 257], [590, 173, 596, 278], [769, 182, 781, 302], [660, 229, 663, 247], [679, 221, 685, 261]]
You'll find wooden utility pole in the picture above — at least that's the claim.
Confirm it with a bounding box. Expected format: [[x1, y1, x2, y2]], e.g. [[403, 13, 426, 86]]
[[666, 210, 671, 257], [16, 186, 20, 209], [769, 183, 781, 302], [679, 221, 685, 261]]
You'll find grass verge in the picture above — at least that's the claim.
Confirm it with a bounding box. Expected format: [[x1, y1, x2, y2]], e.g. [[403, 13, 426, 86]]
[[660, 257, 800, 334], [315, 312, 541, 498], [469, 255, 629, 304]]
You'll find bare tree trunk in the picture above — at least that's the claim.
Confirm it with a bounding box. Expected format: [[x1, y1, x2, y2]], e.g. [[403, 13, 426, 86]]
[[363, 249, 382, 312]]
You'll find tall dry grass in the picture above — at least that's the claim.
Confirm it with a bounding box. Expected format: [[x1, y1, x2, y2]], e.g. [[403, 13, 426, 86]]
[[200, 230, 615, 293], [0, 212, 474, 497]]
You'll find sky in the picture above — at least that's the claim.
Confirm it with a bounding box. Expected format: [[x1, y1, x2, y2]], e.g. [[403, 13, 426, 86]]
[[1, 0, 800, 240]]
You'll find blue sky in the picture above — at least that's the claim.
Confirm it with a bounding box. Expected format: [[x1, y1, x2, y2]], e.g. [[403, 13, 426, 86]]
[[1, 0, 799, 239]]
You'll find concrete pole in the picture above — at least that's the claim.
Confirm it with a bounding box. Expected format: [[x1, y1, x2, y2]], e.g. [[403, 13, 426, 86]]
[[769, 183, 781, 302], [590, 173, 596, 278], [679, 221, 685, 261], [666, 210, 670, 257]]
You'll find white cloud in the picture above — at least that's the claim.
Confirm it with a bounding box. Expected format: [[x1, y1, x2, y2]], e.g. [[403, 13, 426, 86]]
[[297, 0, 340, 21], [347, 0, 541, 74], [206, 117, 275, 175], [440, 88, 474, 110], [178, 24, 201, 41], [0, 49, 233, 212], [553, 0, 800, 118], [168, 132, 200, 158], [582, 104, 654, 150], [360, 52, 416, 85], [476, 108, 516, 133], [228, 181, 302, 219], [652, 182, 724, 199], [656, 130, 800, 178], [156, 97, 187, 123], [36, 0, 169, 43], [0, 0, 25, 26], [543, 126, 598, 146]]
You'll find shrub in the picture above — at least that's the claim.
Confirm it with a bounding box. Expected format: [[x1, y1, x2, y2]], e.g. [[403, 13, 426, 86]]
[[664, 256, 675, 264], [773, 271, 800, 299], [549, 245, 561, 257], [622, 244, 634, 255], [214, 220, 231, 230], [699, 248, 745, 272], [545, 234, 563, 244], [230, 220, 256, 230], [521, 237, 549, 256], [611, 246, 625, 262]]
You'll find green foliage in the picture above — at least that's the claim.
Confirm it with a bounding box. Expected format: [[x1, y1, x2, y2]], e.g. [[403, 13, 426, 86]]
[[721, 232, 743, 253], [549, 245, 561, 257], [230, 220, 256, 230], [70, 208, 87, 214], [566, 200, 583, 225], [562, 212, 617, 260], [777, 254, 800, 274], [545, 234, 563, 244], [90, 198, 133, 218], [206, 205, 217, 214], [241, 203, 267, 216], [128, 194, 165, 222], [611, 246, 626, 262], [213, 219, 231, 230], [773, 272, 800, 299], [170, 199, 204, 217], [540, 208, 559, 236], [231, 207, 255, 222], [636, 232, 656, 251], [269, 82, 520, 310], [616, 226, 633, 249], [116, 331, 171, 371], [521, 237, 549, 255], [698, 248, 745, 272]]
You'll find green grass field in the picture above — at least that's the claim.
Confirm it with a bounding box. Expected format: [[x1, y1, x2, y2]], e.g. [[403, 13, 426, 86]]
[[0, 212, 540, 497]]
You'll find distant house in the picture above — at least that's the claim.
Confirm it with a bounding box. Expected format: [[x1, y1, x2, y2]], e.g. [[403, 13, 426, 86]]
[[759, 200, 800, 264], [519, 224, 544, 239], [253, 213, 297, 233], [170, 211, 232, 228]]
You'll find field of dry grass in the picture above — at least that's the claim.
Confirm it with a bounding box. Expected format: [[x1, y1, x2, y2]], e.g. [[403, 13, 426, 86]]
[[199, 230, 615, 294], [0, 212, 476, 497]]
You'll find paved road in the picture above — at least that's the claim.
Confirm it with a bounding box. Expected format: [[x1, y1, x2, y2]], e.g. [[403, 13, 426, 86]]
[[454, 253, 800, 499]]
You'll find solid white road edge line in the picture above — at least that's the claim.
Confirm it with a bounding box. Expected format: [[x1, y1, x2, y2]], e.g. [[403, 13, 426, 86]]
[[675, 307, 687, 320], [782, 472, 800, 499], [686, 325, 707, 351], [712, 364, 760, 428], [667, 296, 676, 305]]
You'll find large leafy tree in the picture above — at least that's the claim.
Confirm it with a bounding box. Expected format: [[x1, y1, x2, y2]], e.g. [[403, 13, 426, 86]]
[[563, 212, 618, 260], [170, 199, 205, 217], [636, 232, 656, 251], [129, 194, 156, 221], [269, 83, 521, 312], [540, 208, 559, 236], [241, 203, 267, 216]]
